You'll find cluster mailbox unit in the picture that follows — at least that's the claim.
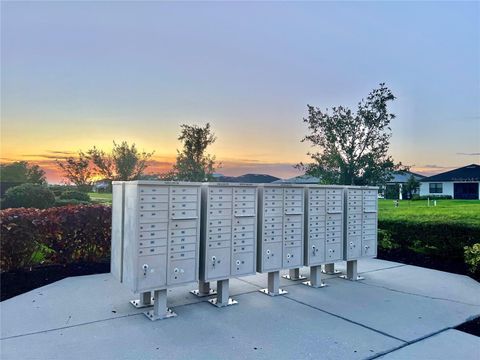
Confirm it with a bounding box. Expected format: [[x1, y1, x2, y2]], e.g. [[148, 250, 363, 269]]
[[111, 180, 379, 320], [343, 186, 378, 280], [302, 185, 344, 288], [257, 184, 305, 296], [111, 181, 202, 320], [191, 183, 258, 307]]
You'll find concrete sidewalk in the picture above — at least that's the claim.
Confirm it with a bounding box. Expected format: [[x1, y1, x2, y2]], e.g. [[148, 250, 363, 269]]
[[1, 259, 479, 359]]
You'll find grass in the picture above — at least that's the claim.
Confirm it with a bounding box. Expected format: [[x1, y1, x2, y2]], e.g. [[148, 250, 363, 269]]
[[378, 199, 480, 227], [88, 192, 112, 204]]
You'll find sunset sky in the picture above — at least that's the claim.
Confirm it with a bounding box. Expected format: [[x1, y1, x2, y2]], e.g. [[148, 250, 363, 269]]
[[1, 1, 479, 183]]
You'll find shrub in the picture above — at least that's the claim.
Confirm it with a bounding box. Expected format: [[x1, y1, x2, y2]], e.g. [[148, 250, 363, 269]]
[[54, 199, 91, 207], [411, 195, 452, 200], [378, 219, 480, 264], [49, 185, 78, 197], [2, 184, 56, 209], [0, 205, 111, 272], [464, 244, 480, 274], [378, 229, 399, 251], [59, 190, 91, 202], [0, 208, 49, 271]]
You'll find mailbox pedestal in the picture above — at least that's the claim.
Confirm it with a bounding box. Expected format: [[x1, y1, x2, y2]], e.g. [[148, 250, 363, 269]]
[[282, 268, 306, 281], [193, 184, 258, 307]]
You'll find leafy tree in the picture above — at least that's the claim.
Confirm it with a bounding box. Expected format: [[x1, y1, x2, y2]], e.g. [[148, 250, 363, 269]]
[[0, 161, 46, 184], [55, 152, 92, 191], [168, 123, 217, 181], [87, 141, 154, 181], [297, 83, 405, 185], [404, 174, 420, 199]]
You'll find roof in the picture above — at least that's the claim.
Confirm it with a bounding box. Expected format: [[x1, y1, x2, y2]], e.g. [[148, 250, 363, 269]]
[[273, 175, 321, 184], [215, 173, 280, 183], [387, 171, 425, 183], [420, 164, 480, 182]]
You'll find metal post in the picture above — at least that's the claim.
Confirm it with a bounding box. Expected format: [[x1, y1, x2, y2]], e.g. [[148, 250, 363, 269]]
[[190, 280, 217, 297], [282, 268, 306, 281], [144, 289, 177, 320], [340, 260, 364, 281], [208, 279, 237, 307], [302, 265, 326, 288], [130, 291, 153, 308], [259, 271, 288, 296], [323, 263, 342, 275]]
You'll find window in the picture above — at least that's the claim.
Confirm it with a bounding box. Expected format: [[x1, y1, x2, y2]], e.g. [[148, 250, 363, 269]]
[[429, 183, 443, 194]]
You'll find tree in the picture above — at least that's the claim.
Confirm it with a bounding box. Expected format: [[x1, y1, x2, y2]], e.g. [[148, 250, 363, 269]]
[[404, 174, 420, 199], [168, 123, 217, 181], [0, 161, 47, 184], [87, 141, 154, 181], [297, 83, 405, 186], [56, 152, 92, 191]]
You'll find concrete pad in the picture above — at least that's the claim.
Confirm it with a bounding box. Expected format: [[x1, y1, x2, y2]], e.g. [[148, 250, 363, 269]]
[[379, 329, 480, 360], [284, 277, 480, 342], [335, 258, 406, 275], [0, 292, 403, 360], [0, 273, 258, 339], [361, 264, 480, 306], [240, 267, 339, 288]]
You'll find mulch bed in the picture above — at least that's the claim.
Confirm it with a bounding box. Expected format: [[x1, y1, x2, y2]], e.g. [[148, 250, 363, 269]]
[[1, 261, 110, 301]]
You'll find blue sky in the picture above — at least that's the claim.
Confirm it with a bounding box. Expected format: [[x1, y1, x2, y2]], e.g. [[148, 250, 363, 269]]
[[1, 1, 479, 181]]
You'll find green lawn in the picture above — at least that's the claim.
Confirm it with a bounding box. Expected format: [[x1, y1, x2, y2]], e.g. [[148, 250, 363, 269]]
[[378, 199, 480, 227], [88, 192, 113, 204]]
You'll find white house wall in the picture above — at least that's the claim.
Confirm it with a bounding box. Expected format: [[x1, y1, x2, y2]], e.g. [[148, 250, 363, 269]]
[[419, 182, 454, 197]]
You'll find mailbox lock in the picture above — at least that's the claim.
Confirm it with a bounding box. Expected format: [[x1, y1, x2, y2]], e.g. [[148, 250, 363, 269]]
[[236, 260, 241, 266], [174, 267, 179, 273], [312, 245, 316, 255], [266, 249, 271, 255], [142, 264, 149, 277], [287, 253, 291, 259]]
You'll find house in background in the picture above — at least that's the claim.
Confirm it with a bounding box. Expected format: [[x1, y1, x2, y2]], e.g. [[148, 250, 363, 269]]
[[272, 174, 320, 184], [419, 164, 480, 199], [383, 171, 425, 199]]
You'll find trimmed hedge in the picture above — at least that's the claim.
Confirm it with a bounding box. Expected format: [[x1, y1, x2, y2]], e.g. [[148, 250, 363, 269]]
[[0, 205, 111, 272], [411, 195, 453, 200], [59, 190, 91, 202], [2, 184, 56, 209], [378, 219, 480, 265]]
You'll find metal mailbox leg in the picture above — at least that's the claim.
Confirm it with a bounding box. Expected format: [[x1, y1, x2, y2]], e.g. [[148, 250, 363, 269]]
[[144, 289, 177, 320], [302, 265, 327, 288], [282, 268, 307, 281], [208, 279, 237, 307], [340, 260, 364, 281], [190, 280, 217, 297], [323, 263, 342, 275], [260, 271, 288, 296], [130, 291, 154, 308]]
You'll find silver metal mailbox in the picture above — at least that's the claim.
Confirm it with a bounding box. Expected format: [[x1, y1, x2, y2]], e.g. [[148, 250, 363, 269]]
[[342, 186, 379, 281], [111, 181, 202, 320], [301, 185, 345, 288], [257, 184, 305, 296], [192, 183, 258, 307]]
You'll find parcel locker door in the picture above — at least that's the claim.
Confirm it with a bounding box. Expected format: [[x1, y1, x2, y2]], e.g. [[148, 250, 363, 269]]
[[167, 258, 196, 285], [206, 247, 231, 280], [283, 246, 302, 268], [307, 239, 325, 265], [137, 254, 167, 292], [232, 251, 255, 276], [262, 242, 282, 271], [346, 237, 362, 259]]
